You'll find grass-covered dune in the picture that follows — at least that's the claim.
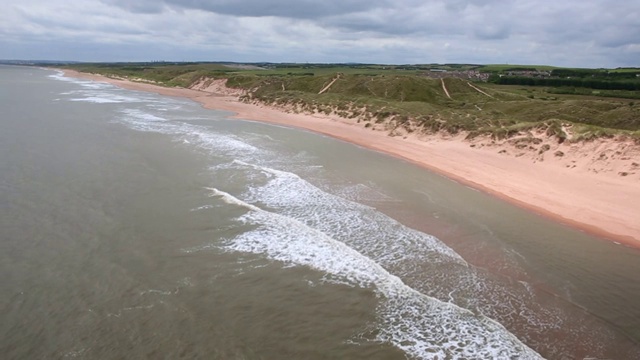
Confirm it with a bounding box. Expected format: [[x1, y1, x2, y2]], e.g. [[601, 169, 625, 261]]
[[62, 62, 640, 142]]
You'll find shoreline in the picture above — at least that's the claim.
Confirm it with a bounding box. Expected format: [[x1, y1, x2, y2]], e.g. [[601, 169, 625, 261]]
[[61, 69, 640, 248]]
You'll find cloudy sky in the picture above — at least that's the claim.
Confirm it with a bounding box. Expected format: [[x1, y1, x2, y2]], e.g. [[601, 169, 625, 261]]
[[1, 0, 639, 67]]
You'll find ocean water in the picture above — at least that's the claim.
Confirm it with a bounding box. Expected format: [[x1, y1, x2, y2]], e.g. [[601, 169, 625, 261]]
[[1, 66, 639, 359]]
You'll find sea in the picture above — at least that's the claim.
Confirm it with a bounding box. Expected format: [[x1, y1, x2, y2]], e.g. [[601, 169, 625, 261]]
[[1, 65, 639, 359]]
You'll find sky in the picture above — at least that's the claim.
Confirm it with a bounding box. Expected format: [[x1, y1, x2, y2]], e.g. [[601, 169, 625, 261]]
[[1, 0, 639, 68]]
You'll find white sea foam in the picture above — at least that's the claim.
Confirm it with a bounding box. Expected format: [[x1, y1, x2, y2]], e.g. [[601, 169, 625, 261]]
[[64, 86, 147, 104], [335, 182, 397, 203], [48, 71, 113, 90], [204, 160, 565, 357], [180, 243, 217, 254], [211, 161, 568, 356], [49, 72, 167, 105], [241, 131, 280, 143], [48, 70, 77, 83], [52, 73, 269, 164], [116, 112, 266, 164], [121, 108, 166, 122], [207, 188, 542, 359], [146, 103, 185, 112], [233, 160, 466, 266], [118, 108, 264, 158], [116, 108, 177, 133], [189, 205, 215, 212], [226, 162, 553, 329], [207, 187, 262, 212], [195, 131, 262, 156], [69, 94, 143, 104]]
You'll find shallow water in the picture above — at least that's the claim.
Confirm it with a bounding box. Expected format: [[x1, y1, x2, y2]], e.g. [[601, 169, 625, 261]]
[[1, 66, 639, 359]]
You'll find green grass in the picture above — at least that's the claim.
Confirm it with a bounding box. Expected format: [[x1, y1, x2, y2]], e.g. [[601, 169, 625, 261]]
[[67, 63, 234, 87], [237, 66, 424, 76], [476, 64, 559, 72], [609, 67, 640, 73], [59, 62, 640, 140]]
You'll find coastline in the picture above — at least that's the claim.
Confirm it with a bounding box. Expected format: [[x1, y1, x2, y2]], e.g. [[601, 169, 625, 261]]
[[61, 69, 640, 248]]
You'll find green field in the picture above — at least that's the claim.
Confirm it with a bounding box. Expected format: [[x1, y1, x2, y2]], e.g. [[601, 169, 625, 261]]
[[59, 62, 640, 141], [474, 64, 560, 72], [609, 67, 640, 73]]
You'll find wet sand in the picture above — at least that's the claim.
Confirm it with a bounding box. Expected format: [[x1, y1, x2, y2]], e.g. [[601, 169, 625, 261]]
[[61, 69, 640, 247]]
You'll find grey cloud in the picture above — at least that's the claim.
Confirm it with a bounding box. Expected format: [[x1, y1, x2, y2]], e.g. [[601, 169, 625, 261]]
[[16, 11, 146, 36], [102, 0, 392, 19], [589, 8, 640, 48], [323, 10, 433, 36], [529, 2, 640, 50], [101, 0, 166, 14], [320, 2, 464, 37], [322, 1, 511, 40], [98, 0, 640, 54], [473, 25, 509, 40], [3, 0, 640, 67], [443, 0, 503, 12], [595, 27, 640, 49]]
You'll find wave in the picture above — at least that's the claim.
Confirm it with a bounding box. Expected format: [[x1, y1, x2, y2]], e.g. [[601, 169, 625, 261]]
[[234, 160, 466, 266], [226, 160, 605, 356], [66, 89, 156, 105], [69, 95, 142, 104], [121, 108, 167, 122], [48, 70, 113, 90], [207, 187, 542, 359], [50, 71, 181, 106]]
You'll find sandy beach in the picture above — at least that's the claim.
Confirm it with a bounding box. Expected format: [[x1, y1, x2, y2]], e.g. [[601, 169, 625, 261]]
[[62, 69, 640, 248]]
